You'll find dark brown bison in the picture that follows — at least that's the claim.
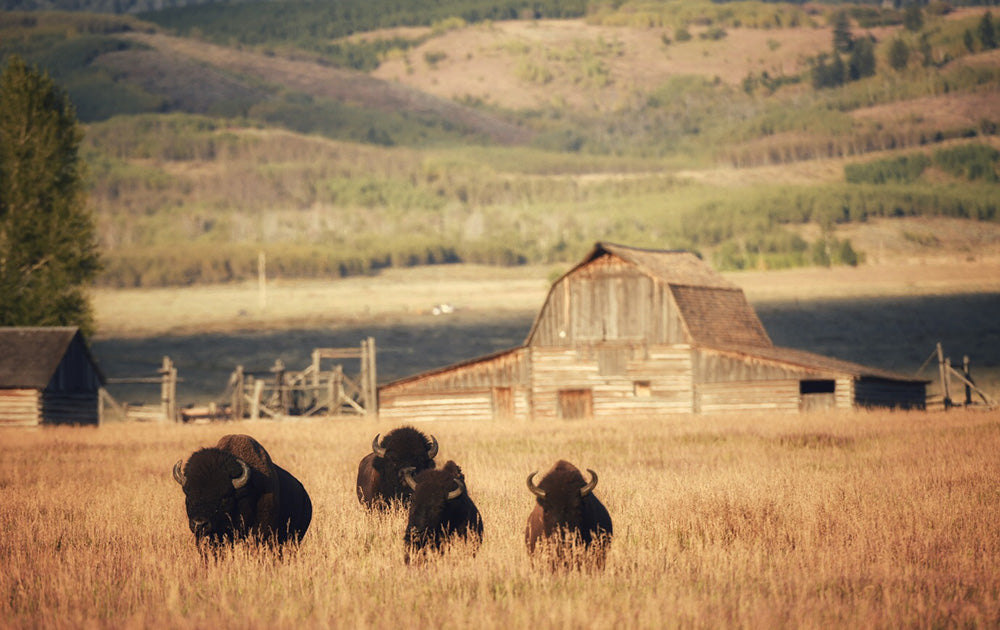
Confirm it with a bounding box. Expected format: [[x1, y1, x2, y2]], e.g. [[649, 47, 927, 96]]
[[172, 434, 312, 550], [525, 460, 612, 570], [356, 426, 438, 509], [402, 461, 484, 564]]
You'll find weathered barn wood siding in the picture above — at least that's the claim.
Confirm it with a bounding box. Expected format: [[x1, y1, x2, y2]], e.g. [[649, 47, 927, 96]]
[[41, 391, 101, 425], [529, 345, 696, 419], [51, 337, 103, 394], [379, 387, 531, 422], [694, 348, 812, 383], [698, 380, 802, 413], [693, 350, 855, 412], [854, 378, 926, 410], [378, 349, 530, 421], [0, 389, 41, 425], [530, 256, 685, 347]]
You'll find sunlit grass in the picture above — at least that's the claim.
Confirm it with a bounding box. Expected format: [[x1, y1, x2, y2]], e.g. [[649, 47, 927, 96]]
[[2, 410, 999, 628]]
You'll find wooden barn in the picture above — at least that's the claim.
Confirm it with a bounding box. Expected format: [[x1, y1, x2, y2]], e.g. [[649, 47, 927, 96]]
[[0, 327, 105, 426], [378, 242, 927, 421]]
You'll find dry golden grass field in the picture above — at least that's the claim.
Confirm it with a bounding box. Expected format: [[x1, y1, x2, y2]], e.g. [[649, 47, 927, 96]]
[[3, 409, 1000, 629]]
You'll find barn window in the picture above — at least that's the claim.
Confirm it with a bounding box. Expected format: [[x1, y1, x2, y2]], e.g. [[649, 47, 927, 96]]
[[634, 381, 651, 397], [558, 389, 593, 420], [800, 379, 836, 412], [800, 380, 835, 394]]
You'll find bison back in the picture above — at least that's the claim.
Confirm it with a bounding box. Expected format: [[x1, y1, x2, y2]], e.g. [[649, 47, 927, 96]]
[[272, 464, 312, 544]]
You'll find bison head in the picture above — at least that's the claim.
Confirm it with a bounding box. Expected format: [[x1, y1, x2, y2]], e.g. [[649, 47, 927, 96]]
[[402, 461, 475, 562], [173, 448, 252, 544], [526, 461, 598, 534], [371, 426, 438, 491]]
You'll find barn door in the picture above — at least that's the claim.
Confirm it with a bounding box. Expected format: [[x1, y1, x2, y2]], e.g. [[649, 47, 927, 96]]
[[492, 387, 514, 420], [558, 389, 593, 420]]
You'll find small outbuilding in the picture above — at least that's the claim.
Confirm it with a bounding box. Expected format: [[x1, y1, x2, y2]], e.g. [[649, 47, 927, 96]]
[[0, 327, 105, 426], [378, 242, 927, 421]]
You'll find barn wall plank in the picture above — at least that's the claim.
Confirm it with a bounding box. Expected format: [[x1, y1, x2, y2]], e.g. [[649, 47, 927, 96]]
[[0, 389, 41, 425]]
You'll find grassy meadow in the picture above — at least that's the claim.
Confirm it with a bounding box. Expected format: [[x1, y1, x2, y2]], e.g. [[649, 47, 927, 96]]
[[3, 409, 1000, 628]]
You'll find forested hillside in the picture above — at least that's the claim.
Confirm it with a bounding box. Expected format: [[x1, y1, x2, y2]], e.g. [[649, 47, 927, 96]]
[[1, 1, 998, 286]]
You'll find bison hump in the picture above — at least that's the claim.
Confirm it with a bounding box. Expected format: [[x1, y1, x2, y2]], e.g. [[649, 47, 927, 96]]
[[216, 434, 275, 478]]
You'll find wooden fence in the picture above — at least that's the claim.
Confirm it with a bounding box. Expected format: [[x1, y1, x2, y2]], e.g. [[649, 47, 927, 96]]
[[103, 356, 179, 422], [921, 342, 996, 410], [223, 338, 377, 420]]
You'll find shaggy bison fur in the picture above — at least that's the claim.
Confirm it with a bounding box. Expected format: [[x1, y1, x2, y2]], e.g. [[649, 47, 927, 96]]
[[173, 434, 312, 550], [525, 460, 612, 570], [356, 426, 438, 509], [403, 460, 484, 564]]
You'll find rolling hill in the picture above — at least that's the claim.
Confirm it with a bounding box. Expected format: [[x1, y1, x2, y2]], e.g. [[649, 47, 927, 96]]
[[1, 2, 999, 286]]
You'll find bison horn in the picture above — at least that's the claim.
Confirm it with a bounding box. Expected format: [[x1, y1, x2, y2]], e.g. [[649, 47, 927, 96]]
[[447, 478, 465, 501], [402, 467, 418, 491], [580, 469, 598, 497], [427, 434, 438, 460], [372, 434, 387, 458], [172, 459, 186, 486], [232, 459, 251, 489], [526, 471, 545, 499]]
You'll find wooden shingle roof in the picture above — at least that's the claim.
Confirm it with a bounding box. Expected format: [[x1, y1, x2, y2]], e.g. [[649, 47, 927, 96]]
[[0, 327, 95, 389], [595, 243, 738, 290], [583, 243, 772, 348]]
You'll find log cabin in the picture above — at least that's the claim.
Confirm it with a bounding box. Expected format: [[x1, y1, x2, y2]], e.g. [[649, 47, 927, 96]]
[[0, 327, 105, 426]]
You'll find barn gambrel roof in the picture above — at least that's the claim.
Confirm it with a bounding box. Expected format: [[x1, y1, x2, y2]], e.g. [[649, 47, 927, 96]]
[[525, 242, 772, 349], [0, 327, 104, 389], [524, 242, 923, 383]]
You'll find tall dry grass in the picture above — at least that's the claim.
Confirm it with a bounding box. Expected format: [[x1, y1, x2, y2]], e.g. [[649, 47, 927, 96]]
[[2, 410, 999, 629]]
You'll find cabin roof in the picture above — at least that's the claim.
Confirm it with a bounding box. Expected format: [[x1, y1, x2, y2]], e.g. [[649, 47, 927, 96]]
[[0, 327, 101, 389]]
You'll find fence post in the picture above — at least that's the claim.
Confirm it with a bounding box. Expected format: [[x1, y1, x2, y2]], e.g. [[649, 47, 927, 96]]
[[937, 342, 952, 409], [232, 365, 245, 419], [161, 356, 177, 422], [963, 355, 972, 406], [362, 336, 377, 417], [251, 379, 264, 420]]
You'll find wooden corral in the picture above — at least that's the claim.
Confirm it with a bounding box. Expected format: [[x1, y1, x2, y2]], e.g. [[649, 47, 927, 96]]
[[225, 338, 377, 419], [0, 327, 105, 426], [378, 242, 928, 421]]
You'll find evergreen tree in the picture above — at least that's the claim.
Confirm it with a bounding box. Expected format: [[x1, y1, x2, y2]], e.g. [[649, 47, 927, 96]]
[[832, 11, 854, 53], [888, 38, 911, 71], [903, 5, 924, 32], [978, 11, 996, 50], [849, 36, 877, 80], [0, 56, 101, 336]]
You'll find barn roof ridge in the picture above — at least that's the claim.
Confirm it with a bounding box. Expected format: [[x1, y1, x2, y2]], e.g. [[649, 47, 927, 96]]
[[594, 242, 739, 290]]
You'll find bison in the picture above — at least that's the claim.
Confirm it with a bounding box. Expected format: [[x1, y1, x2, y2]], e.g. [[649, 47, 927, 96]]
[[402, 461, 484, 564], [525, 460, 612, 570], [172, 434, 312, 551], [356, 426, 438, 509]]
